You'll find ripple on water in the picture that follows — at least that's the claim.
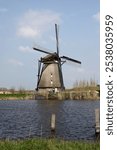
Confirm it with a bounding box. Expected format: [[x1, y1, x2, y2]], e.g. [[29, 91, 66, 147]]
[[0, 99, 99, 140]]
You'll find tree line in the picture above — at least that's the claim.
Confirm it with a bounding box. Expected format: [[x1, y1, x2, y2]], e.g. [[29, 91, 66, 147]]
[[73, 78, 98, 88]]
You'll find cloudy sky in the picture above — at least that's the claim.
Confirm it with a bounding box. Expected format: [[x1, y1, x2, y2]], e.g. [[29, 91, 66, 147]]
[[0, 0, 99, 90]]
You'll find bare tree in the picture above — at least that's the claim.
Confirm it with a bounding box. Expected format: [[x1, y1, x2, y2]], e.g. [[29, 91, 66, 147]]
[[18, 86, 26, 94], [9, 87, 15, 94]]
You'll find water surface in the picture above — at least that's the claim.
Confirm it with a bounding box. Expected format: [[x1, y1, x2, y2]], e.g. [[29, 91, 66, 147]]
[[0, 99, 99, 140]]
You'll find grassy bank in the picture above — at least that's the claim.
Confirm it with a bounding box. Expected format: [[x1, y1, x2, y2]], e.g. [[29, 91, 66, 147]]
[[0, 88, 100, 100], [0, 138, 99, 150], [0, 93, 34, 100]]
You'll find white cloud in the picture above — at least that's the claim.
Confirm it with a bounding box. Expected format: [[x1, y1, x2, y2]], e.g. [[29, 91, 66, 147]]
[[8, 59, 24, 67], [17, 9, 61, 38], [19, 46, 32, 53], [93, 12, 100, 22], [0, 8, 8, 13], [18, 26, 38, 38]]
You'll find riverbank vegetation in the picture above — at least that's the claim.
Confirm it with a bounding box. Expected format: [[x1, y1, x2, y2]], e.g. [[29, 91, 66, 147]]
[[0, 87, 34, 100], [0, 93, 34, 100], [0, 79, 100, 100], [0, 138, 100, 150]]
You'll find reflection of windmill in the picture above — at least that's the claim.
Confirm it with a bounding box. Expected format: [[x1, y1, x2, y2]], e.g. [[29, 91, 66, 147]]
[[33, 24, 81, 92]]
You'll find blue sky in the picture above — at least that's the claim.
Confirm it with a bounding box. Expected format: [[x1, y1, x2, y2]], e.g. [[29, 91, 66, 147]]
[[0, 0, 99, 90]]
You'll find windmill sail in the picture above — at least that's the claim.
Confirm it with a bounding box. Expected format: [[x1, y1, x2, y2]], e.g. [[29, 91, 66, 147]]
[[60, 56, 81, 64], [55, 24, 59, 55], [33, 47, 54, 55]]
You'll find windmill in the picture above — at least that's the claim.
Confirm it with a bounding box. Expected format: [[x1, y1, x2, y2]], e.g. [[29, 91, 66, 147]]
[[33, 24, 81, 93]]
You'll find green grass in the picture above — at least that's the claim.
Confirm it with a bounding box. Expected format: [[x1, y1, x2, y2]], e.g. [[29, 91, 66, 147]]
[[0, 93, 26, 97], [0, 93, 33, 100], [0, 138, 100, 150]]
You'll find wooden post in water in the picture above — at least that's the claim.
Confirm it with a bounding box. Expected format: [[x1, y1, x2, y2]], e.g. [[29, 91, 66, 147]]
[[51, 114, 56, 132], [95, 109, 100, 135]]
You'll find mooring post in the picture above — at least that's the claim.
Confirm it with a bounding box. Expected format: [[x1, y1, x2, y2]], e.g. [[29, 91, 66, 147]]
[[51, 113, 56, 132], [95, 108, 100, 135]]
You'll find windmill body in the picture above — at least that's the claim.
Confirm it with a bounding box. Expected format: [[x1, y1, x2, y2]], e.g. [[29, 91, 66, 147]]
[[33, 24, 81, 93], [36, 54, 65, 92]]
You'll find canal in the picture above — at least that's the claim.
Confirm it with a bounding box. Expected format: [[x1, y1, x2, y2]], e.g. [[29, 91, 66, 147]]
[[0, 99, 99, 140]]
